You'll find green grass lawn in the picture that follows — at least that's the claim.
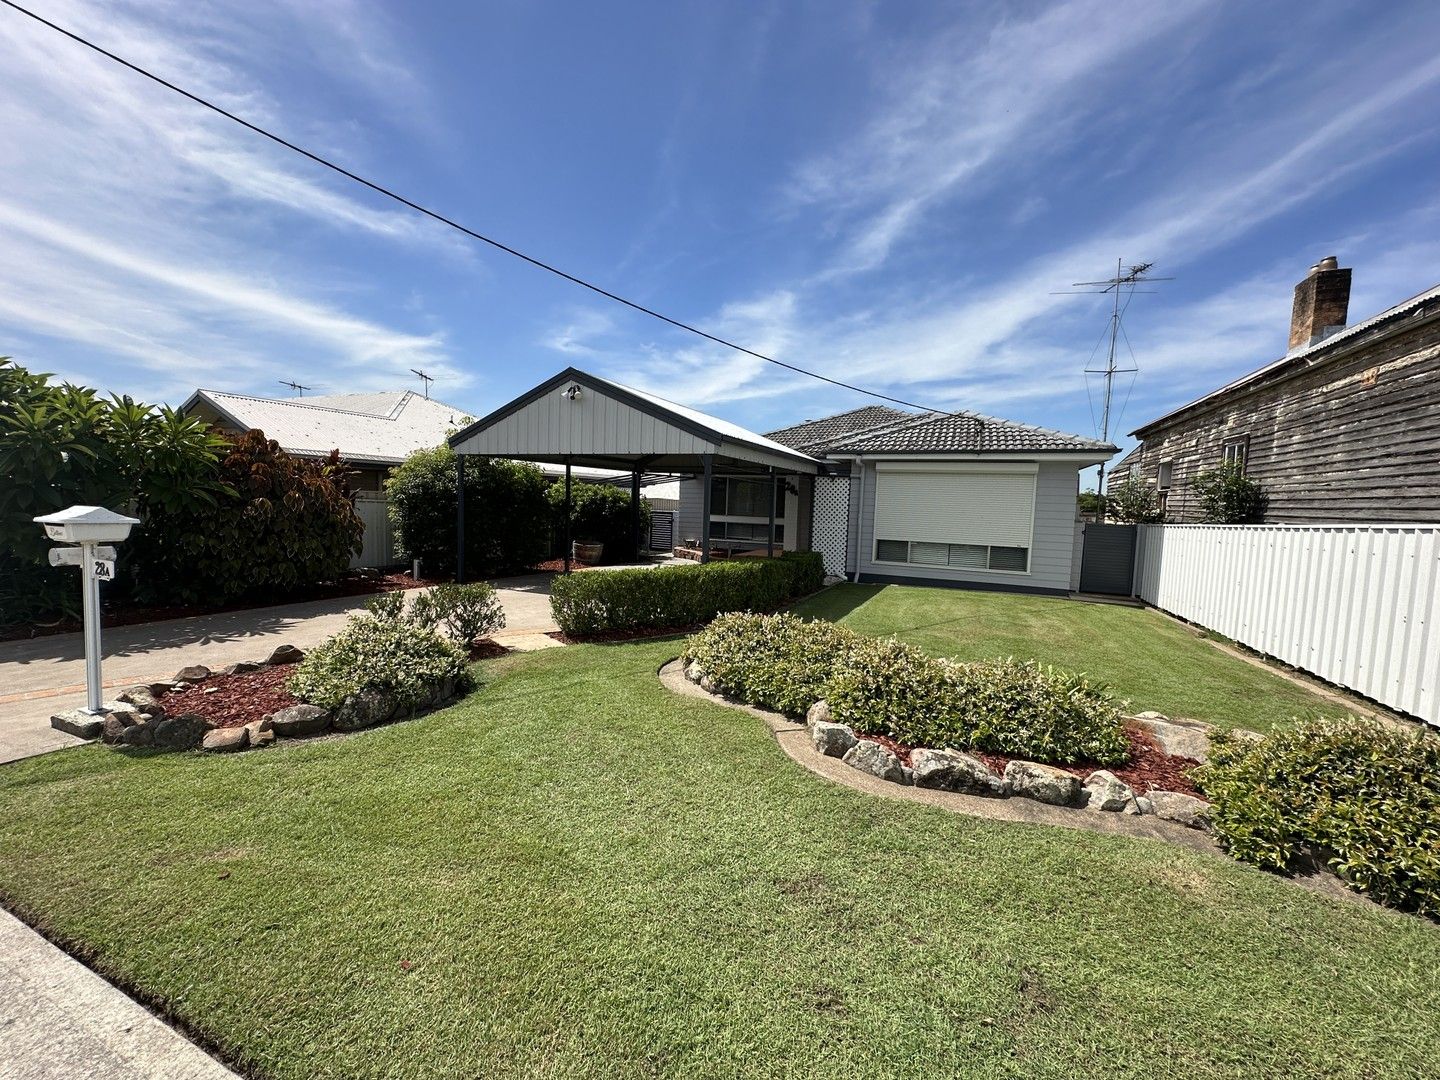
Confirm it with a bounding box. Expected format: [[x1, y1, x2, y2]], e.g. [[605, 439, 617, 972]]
[[793, 584, 1342, 730], [0, 640, 1436, 1079]]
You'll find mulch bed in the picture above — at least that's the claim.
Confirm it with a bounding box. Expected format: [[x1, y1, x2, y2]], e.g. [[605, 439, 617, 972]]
[[1, 571, 444, 642], [547, 624, 703, 645], [160, 666, 299, 730], [470, 639, 511, 659], [529, 558, 598, 573], [858, 723, 1202, 796]]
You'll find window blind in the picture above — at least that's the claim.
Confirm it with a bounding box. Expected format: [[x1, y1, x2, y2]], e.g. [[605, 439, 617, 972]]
[[872, 468, 1035, 549]]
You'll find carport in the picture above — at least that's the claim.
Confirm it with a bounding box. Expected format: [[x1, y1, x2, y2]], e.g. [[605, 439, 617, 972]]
[[447, 367, 822, 576]]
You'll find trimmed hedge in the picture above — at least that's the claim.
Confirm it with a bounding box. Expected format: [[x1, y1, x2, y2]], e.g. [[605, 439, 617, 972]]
[[549, 551, 824, 636], [681, 612, 1129, 765], [1195, 718, 1440, 915]]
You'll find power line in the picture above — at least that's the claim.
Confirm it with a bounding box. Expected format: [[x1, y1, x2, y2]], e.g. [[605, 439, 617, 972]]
[[0, 0, 940, 413]]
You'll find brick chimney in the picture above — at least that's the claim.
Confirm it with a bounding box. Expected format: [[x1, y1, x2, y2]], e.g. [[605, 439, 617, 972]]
[[1289, 255, 1351, 351]]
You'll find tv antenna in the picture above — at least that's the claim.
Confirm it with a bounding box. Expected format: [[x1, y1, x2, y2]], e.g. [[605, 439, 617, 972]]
[[410, 368, 435, 398], [1057, 259, 1170, 511], [278, 379, 313, 396]]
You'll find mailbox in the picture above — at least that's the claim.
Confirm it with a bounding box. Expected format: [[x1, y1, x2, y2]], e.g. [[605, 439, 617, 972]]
[[34, 505, 139, 544]]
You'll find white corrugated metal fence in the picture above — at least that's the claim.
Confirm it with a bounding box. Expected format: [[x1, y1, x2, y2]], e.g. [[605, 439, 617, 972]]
[[1134, 524, 1439, 724]]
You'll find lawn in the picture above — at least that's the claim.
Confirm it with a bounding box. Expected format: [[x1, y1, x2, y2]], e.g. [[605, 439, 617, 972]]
[[793, 584, 1342, 730], [0, 640, 1436, 1079]]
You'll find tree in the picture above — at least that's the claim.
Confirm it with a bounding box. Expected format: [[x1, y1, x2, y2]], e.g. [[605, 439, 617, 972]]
[[1104, 476, 1165, 524], [1077, 488, 1102, 516], [1192, 461, 1265, 524], [547, 480, 650, 562]]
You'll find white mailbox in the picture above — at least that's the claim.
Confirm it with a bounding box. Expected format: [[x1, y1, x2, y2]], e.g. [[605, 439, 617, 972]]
[[35, 505, 139, 545]]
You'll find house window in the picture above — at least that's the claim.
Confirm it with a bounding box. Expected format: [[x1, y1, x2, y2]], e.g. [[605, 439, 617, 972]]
[[1222, 436, 1249, 471], [1157, 460, 1173, 490], [870, 464, 1035, 575], [708, 476, 785, 545]]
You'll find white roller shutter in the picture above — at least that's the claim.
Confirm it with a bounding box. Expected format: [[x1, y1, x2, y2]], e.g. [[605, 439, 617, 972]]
[[873, 465, 1035, 548]]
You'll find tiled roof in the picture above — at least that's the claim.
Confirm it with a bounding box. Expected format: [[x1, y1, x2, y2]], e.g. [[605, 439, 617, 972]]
[[764, 405, 916, 453], [828, 409, 1115, 455]]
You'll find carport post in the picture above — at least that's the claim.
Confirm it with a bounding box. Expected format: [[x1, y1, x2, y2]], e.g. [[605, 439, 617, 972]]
[[767, 467, 776, 558], [700, 454, 713, 564], [455, 453, 466, 584], [630, 470, 641, 560], [563, 458, 572, 574]]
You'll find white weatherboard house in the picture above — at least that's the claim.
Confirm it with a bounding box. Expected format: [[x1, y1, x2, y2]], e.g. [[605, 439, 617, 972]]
[[449, 368, 1116, 594]]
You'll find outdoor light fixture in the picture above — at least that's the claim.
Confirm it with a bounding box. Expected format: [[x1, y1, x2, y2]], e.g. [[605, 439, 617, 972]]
[[564, 383, 582, 401]]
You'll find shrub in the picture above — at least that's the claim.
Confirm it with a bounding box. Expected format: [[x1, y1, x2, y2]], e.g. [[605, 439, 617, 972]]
[[410, 582, 506, 646], [549, 551, 824, 636], [287, 613, 472, 713], [1191, 460, 1265, 523], [1194, 718, 1440, 914], [387, 446, 549, 578], [1105, 476, 1165, 523], [127, 430, 362, 605], [547, 481, 649, 563], [682, 612, 865, 716]]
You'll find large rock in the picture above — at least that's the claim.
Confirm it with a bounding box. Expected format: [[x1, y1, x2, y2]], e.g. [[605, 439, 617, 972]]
[[146, 680, 178, 697], [202, 727, 249, 753], [119, 720, 155, 748], [910, 748, 1007, 796], [1135, 715, 1213, 763], [50, 708, 105, 740], [332, 689, 397, 732], [841, 740, 911, 785], [267, 704, 329, 738], [245, 720, 276, 748], [1083, 770, 1140, 813], [101, 712, 138, 745], [264, 644, 305, 666], [425, 676, 458, 709], [805, 700, 832, 728], [810, 720, 858, 759], [1147, 790, 1211, 830], [150, 713, 214, 750], [684, 660, 705, 683], [173, 665, 210, 683], [117, 685, 158, 709], [222, 661, 263, 677], [1004, 761, 1084, 807]]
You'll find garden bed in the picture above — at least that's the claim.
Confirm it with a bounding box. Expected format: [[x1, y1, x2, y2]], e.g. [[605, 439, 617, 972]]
[[159, 666, 299, 729]]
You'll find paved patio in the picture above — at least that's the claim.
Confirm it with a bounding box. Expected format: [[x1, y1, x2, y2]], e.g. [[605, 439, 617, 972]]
[[0, 576, 560, 764]]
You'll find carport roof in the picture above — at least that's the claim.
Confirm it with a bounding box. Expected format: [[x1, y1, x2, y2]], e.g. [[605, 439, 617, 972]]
[[448, 368, 822, 474]]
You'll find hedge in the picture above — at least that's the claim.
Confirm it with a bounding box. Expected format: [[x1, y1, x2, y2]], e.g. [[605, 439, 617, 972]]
[[549, 551, 824, 636], [288, 612, 472, 713], [547, 481, 649, 563], [682, 612, 1129, 765], [1195, 718, 1440, 915]]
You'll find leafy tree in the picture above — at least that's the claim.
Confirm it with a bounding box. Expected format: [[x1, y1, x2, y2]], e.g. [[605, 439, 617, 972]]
[[1192, 461, 1265, 523], [387, 446, 550, 578], [1104, 476, 1165, 524], [1077, 488, 1102, 516], [547, 480, 649, 562]]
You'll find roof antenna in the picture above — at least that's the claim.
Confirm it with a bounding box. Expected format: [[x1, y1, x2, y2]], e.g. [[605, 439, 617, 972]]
[[410, 368, 435, 399], [1056, 260, 1171, 514], [279, 379, 313, 396]]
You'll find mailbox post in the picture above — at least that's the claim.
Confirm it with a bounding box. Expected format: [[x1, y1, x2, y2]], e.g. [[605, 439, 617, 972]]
[[34, 506, 139, 715]]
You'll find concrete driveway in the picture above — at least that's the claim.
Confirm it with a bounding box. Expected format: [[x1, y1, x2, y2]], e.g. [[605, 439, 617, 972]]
[[0, 576, 559, 764]]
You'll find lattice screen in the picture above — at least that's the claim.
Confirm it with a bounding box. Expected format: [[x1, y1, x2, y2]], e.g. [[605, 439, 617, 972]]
[[811, 476, 851, 577]]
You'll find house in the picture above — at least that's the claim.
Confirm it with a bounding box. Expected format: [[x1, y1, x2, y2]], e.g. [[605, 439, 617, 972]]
[[448, 368, 1115, 595], [1123, 258, 1440, 523]]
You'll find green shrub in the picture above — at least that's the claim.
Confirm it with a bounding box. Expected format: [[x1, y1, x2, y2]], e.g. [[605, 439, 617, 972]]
[[1195, 718, 1440, 914], [1191, 460, 1265, 523], [387, 446, 549, 578], [128, 430, 362, 605], [409, 582, 506, 646], [287, 613, 472, 713], [547, 481, 649, 563], [549, 551, 824, 636], [681, 612, 1128, 765], [1105, 476, 1165, 523]]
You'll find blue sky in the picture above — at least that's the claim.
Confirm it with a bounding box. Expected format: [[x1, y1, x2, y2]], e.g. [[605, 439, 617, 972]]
[[3, 1, 1439, 485]]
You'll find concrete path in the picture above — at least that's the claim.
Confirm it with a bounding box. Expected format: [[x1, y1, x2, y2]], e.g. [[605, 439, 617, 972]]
[[0, 909, 239, 1080], [0, 576, 559, 764]]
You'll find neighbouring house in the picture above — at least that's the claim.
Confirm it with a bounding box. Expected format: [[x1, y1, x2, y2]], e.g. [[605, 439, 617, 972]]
[[448, 368, 1115, 595], [1123, 257, 1440, 523]]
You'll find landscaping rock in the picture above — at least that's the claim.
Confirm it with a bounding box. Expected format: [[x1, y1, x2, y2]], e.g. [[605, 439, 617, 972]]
[[1083, 770, 1140, 813], [805, 700, 832, 728], [173, 665, 210, 683], [222, 661, 263, 677], [267, 704, 329, 738], [425, 676, 458, 709], [146, 680, 178, 697], [117, 685, 158, 708], [264, 644, 305, 666], [1133, 710, 1168, 721], [101, 714, 131, 744], [1004, 761, 1084, 807], [910, 748, 1007, 796], [1135, 796, 1154, 816], [50, 708, 105, 740], [1147, 790, 1211, 830], [684, 660, 705, 683], [201, 727, 249, 753], [136, 701, 166, 719], [332, 689, 397, 732], [119, 721, 155, 748], [150, 713, 214, 750], [1136, 716, 1213, 763], [842, 740, 911, 785], [245, 720, 276, 748], [810, 720, 858, 758], [698, 675, 717, 694]]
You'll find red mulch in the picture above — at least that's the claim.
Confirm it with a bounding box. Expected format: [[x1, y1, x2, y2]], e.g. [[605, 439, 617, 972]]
[[159, 665, 299, 730], [547, 624, 704, 645], [470, 639, 511, 659], [858, 722, 1202, 796], [529, 558, 597, 573], [1, 571, 443, 642]]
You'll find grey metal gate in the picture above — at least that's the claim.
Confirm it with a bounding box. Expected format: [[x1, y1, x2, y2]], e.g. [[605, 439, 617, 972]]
[[648, 510, 675, 551], [1079, 524, 1136, 595]]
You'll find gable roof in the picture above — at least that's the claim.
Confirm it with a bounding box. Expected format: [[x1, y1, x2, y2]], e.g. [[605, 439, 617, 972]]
[[1131, 280, 1440, 436], [764, 405, 915, 453], [826, 408, 1115, 456], [184, 388, 474, 466]]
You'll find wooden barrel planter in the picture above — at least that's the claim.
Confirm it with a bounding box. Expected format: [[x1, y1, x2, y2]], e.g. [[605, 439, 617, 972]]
[[572, 541, 604, 563]]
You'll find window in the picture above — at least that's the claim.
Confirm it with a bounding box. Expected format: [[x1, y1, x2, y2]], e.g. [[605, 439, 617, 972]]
[[870, 464, 1035, 575], [1157, 460, 1173, 490], [709, 521, 784, 543], [1222, 436, 1249, 471], [707, 476, 785, 546]]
